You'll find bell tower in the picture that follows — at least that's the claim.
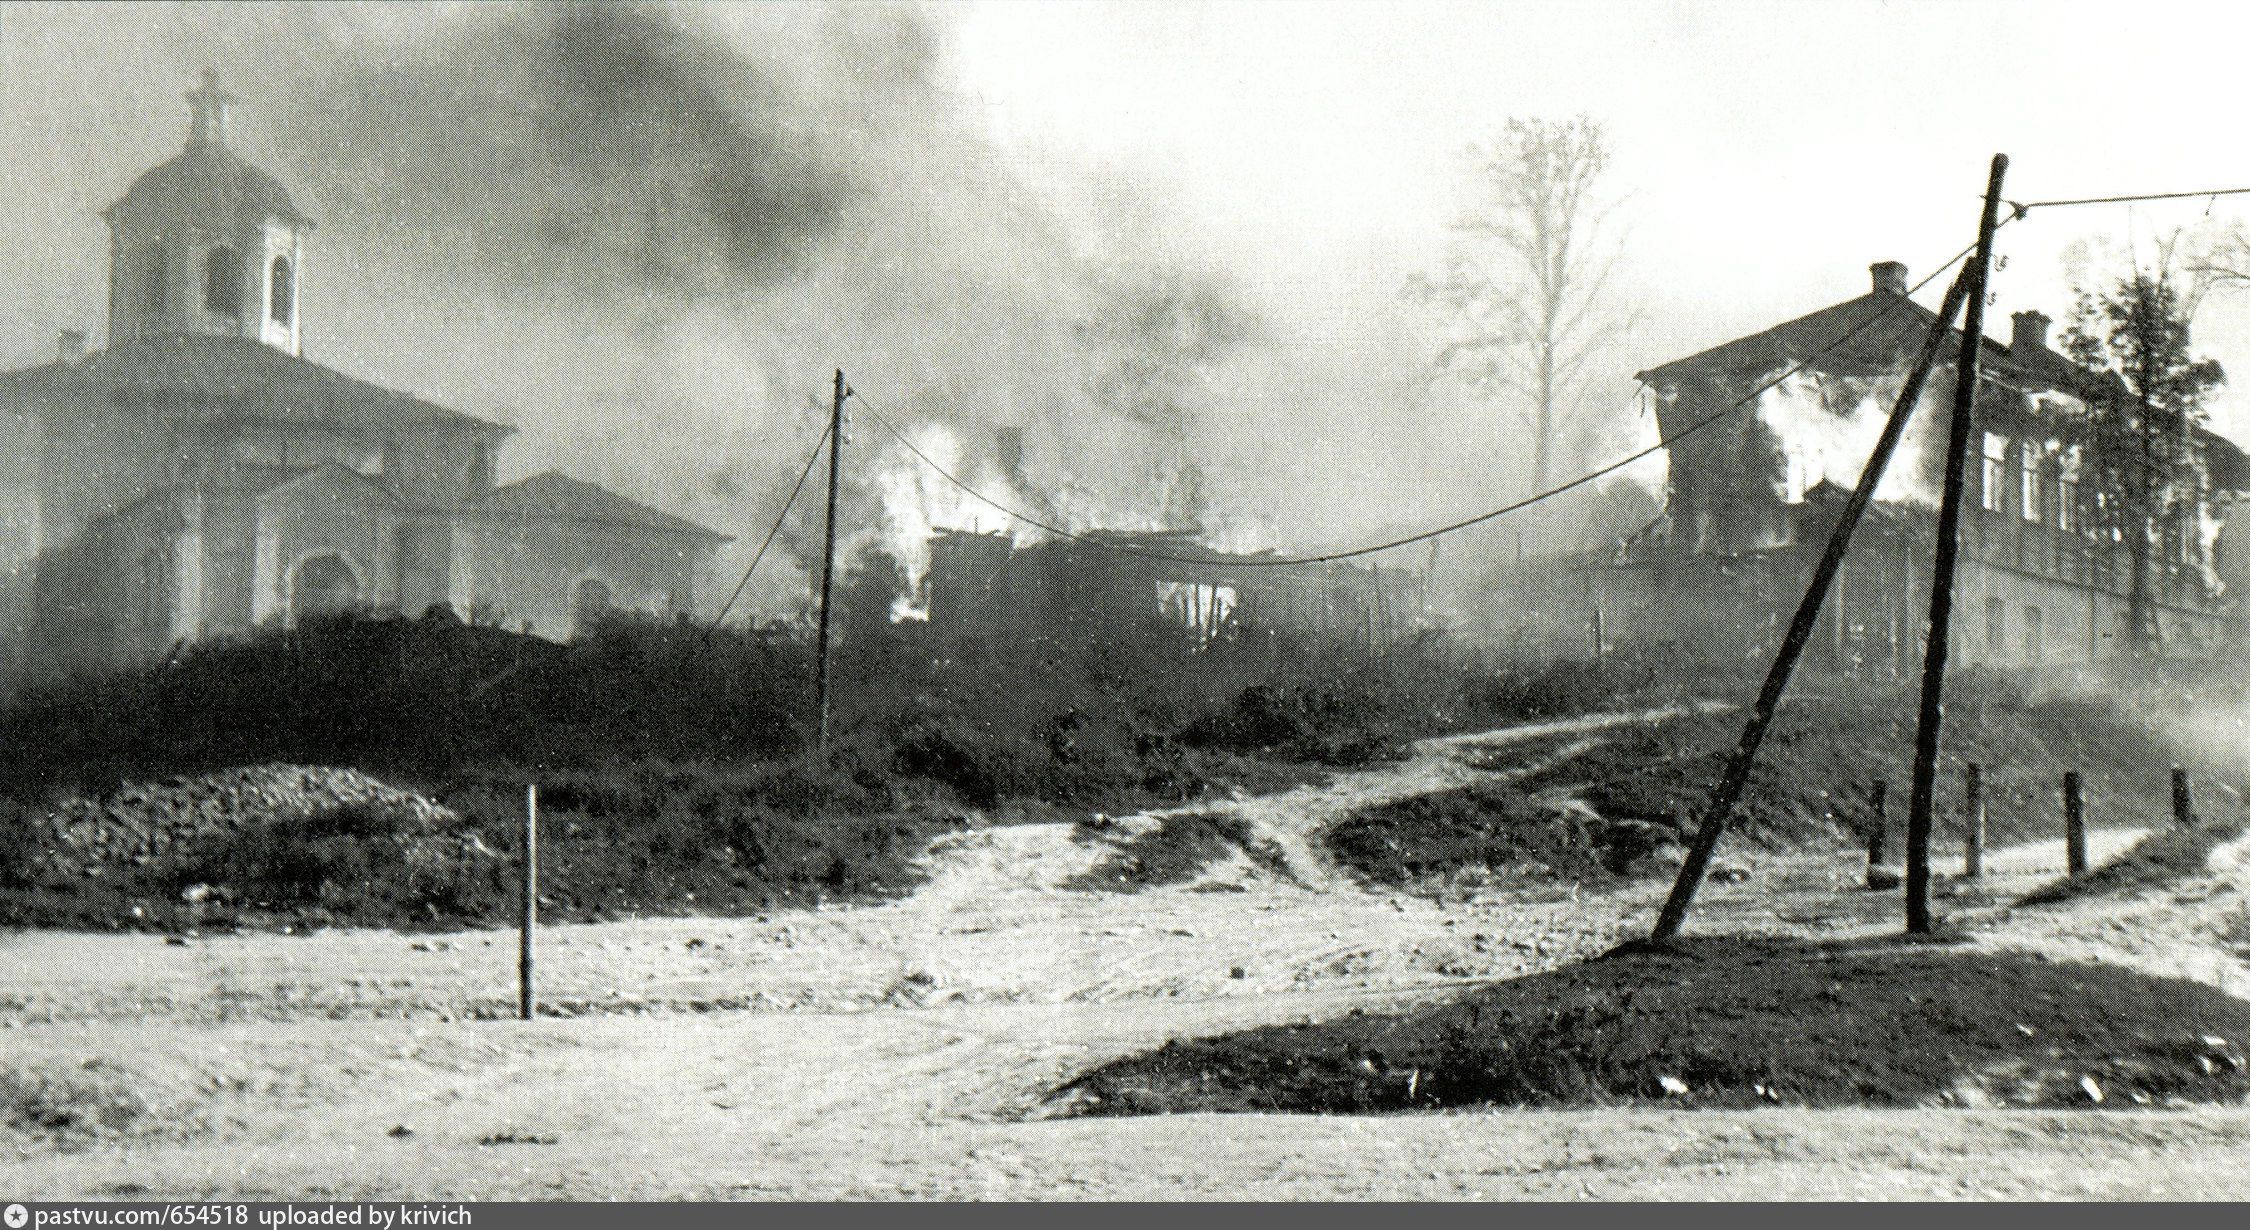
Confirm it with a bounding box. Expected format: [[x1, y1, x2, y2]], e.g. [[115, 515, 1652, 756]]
[[102, 70, 313, 355]]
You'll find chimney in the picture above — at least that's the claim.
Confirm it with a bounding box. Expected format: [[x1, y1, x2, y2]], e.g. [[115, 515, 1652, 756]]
[[1870, 261, 1908, 296], [2011, 309, 2051, 355], [185, 68, 235, 148], [56, 329, 86, 364]]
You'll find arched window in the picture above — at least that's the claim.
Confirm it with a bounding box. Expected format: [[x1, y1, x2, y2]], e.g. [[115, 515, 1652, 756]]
[[145, 244, 168, 316], [270, 255, 292, 324], [204, 246, 241, 314], [291, 553, 360, 622], [572, 578, 612, 640]]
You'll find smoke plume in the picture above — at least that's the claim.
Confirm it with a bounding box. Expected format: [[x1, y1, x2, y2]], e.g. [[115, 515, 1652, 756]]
[[162, 1, 1266, 618]]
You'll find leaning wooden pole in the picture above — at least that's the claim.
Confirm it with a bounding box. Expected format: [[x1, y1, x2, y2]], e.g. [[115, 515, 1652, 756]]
[[1904, 153, 2010, 934], [1649, 264, 1977, 939], [812, 368, 845, 751]]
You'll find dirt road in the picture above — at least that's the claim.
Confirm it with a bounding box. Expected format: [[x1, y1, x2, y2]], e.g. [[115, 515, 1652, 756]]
[[7, 706, 2247, 1200]]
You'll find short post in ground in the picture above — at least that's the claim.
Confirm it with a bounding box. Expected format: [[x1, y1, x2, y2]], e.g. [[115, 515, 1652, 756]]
[[2173, 765, 2195, 827], [2064, 770, 2087, 876], [520, 783, 537, 1021], [1865, 779, 1888, 885], [1963, 762, 1984, 878]]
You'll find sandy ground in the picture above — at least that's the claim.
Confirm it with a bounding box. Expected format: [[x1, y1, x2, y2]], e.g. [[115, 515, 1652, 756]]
[[8, 705, 2249, 1201]]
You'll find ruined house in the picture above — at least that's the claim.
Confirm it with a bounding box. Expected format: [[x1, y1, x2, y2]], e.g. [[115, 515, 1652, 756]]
[[0, 74, 726, 689], [924, 527, 1419, 651], [1591, 259, 2250, 670]]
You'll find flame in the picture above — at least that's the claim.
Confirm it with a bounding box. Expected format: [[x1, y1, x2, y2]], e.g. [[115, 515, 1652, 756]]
[[865, 421, 1040, 615], [1753, 369, 1954, 508], [865, 419, 1294, 621]]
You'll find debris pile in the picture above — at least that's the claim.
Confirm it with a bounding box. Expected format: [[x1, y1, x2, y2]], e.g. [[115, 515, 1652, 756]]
[[41, 765, 461, 879], [1051, 934, 2250, 1116]]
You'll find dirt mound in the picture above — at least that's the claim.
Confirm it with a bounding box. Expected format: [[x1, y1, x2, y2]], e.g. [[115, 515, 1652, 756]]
[[40, 764, 459, 877], [1063, 812, 1295, 892], [1051, 934, 2250, 1116], [1328, 688, 2243, 894], [2019, 819, 2248, 906], [1326, 781, 1682, 889]]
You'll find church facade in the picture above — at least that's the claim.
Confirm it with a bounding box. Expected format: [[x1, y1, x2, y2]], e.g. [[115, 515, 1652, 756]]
[[0, 73, 727, 690]]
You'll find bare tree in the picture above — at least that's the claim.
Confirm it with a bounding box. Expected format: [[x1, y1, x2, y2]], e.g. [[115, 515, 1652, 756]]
[[1406, 116, 1629, 505], [2060, 238, 2225, 658]]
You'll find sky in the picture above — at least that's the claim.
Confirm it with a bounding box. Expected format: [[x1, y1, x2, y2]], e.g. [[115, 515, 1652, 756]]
[[7, 0, 2250, 610]]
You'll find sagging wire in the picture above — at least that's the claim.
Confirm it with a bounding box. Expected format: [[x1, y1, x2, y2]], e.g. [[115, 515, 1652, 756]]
[[704, 416, 836, 640]]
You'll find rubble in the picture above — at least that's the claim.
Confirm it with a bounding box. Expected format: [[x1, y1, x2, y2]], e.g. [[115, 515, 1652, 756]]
[[36, 764, 463, 880]]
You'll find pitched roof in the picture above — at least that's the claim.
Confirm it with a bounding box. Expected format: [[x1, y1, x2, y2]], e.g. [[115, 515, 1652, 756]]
[[1635, 284, 2250, 491], [0, 334, 510, 436], [255, 460, 403, 507], [480, 471, 728, 543], [1635, 289, 2013, 385]]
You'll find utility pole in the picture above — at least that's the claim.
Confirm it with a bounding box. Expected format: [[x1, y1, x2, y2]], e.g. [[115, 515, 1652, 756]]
[[812, 369, 844, 751], [1650, 264, 1976, 940], [1904, 154, 2010, 934]]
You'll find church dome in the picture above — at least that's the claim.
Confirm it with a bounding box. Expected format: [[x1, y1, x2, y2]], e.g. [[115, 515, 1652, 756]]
[[104, 140, 310, 230], [101, 70, 311, 231], [103, 71, 312, 355]]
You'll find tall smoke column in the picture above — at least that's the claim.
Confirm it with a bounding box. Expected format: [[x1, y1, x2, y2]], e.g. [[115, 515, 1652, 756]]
[[158, 0, 1273, 620]]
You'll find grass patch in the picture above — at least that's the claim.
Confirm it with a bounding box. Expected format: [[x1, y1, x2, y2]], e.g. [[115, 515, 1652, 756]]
[[1051, 934, 2250, 1116], [1327, 782, 1632, 887], [2018, 819, 2246, 906], [1065, 812, 1271, 892]]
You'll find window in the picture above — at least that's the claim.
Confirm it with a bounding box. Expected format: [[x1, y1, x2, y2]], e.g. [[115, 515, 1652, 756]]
[[2023, 606, 2043, 662], [2020, 451, 2043, 523], [204, 246, 241, 314], [1981, 434, 2008, 512], [269, 255, 292, 324], [1985, 596, 2005, 656], [145, 244, 168, 316], [2058, 478, 2077, 532]]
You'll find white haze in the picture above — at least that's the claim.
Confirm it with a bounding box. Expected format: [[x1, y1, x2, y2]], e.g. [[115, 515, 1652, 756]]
[[9, 2, 2250, 619]]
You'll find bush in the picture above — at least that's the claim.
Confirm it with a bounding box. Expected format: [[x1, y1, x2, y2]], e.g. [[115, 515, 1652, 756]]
[[0, 799, 42, 890]]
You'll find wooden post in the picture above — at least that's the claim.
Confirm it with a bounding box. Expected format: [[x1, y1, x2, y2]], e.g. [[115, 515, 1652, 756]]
[[2172, 765, 2194, 826], [519, 783, 536, 1021], [2064, 770, 2086, 875], [1648, 264, 1977, 939], [812, 369, 845, 750], [1867, 778, 1888, 870], [1963, 762, 1984, 878], [1903, 153, 2010, 935], [1592, 604, 1604, 667]]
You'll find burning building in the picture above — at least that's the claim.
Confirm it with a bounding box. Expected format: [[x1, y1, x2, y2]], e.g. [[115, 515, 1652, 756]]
[[0, 74, 727, 688], [924, 527, 1420, 652], [1590, 259, 2250, 670]]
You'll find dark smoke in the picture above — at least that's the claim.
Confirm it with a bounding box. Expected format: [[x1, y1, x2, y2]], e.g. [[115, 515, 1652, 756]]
[[269, 2, 883, 295], [1082, 260, 1267, 437], [160, 1, 1273, 615]]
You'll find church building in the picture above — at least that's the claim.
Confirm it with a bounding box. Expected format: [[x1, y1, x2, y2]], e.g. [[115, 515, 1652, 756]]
[[0, 73, 727, 689]]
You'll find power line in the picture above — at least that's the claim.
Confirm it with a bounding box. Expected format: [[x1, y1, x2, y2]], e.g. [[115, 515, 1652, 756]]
[[2010, 186, 2250, 214], [848, 233, 1990, 569], [705, 418, 834, 638]]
